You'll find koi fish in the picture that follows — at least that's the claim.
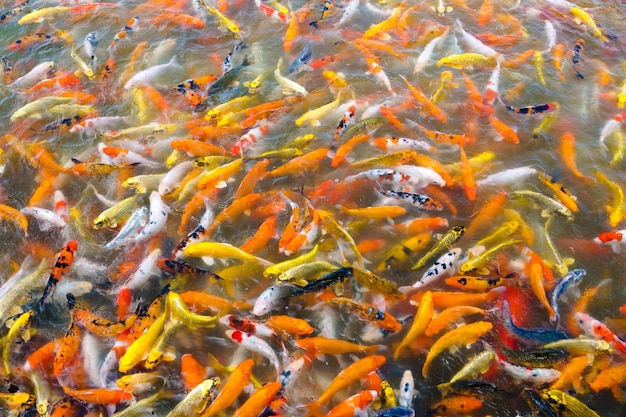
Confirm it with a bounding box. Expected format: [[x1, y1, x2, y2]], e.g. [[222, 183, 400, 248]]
[[394, 291, 433, 359], [167, 377, 220, 417], [575, 312, 626, 355], [504, 102, 558, 114], [570, 7, 609, 43], [412, 226, 465, 270], [422, 321, 493, 377], [541, 389, 601, 417], [40, 240, 78, 304], [306, 355, 386, 415], [226, 330, 281, 376]]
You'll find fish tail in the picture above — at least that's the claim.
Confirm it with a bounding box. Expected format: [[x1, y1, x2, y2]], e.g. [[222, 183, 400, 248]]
[[304, 401, 325, 417]]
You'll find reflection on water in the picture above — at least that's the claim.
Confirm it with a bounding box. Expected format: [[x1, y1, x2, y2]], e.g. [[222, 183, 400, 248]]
[[1, 0, 626, 416]]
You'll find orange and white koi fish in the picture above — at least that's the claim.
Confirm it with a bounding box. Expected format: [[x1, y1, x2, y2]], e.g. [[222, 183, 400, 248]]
[[327, 390, 378, 417]]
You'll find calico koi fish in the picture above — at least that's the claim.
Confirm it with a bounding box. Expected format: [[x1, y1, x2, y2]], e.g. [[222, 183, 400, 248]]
[[40, 240, 78, 304], [504, 102, 558, 114]]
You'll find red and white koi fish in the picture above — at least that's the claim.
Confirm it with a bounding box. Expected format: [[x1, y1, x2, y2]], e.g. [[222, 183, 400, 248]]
[[575, 312, 626, 355], [599, 113, 626, 152], [232, 124, 270, 157], [254, 0, 287, 22], [484, 62, 500, 105], [98, 143, 157, 168], [594, 230, 626, 253], [226, 329, 281, 376]]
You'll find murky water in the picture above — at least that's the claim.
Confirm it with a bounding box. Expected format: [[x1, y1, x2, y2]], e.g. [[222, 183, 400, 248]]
[[1, 0, 626, 416]]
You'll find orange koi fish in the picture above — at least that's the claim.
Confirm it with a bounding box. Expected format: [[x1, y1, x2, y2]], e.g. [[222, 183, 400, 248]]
[[415, 122, 475, 146], [489, 116, 519, 144], [331, 133, 369, 168], [306, 355, 386, 415], [265, 315, 315, 337], [40, 240, 78, 304], [459, 145, 477, 201], [425, 306, 490, 337], [150, 12, 205, 29], [233, 381, 282, 417], [266, 148, 329, 178], [8, 32, 64, 52], [462, 71, 493, 116], [61, 386, 134, 405], [476, 0, 493, 25], [295, 336, 380, 357], [560, 132, 592, 181], [423, 321, 493, 377], [394, 291, 434, 359], [204, 358, 255, 416], [181, 353, 207, 391], [233, 159, 270, 199], [70, 296, 138, 337], [399, 75, 447, 122], [240, 215, 277, 254], [328, 297, 401, 333], [526, 250, 556, 321], [432, 395, 483, 415]]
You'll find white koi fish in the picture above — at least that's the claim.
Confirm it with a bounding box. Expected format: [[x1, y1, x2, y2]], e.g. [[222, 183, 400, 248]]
[[10, 61, 54, 89], [124, 57, 183, 90], [414, 29, 449, 73], [135, 192, 170, 242], [413, 248, 462, 288]]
